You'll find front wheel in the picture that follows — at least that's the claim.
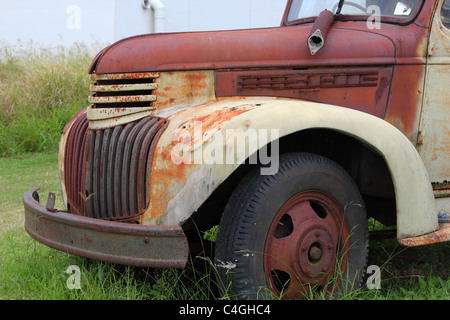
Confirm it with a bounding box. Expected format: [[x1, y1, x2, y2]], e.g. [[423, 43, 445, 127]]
[[215, 153, 369, 299]]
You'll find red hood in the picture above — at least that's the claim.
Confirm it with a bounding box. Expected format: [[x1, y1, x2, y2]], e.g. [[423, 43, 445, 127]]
[[89, 24, 396, 74]]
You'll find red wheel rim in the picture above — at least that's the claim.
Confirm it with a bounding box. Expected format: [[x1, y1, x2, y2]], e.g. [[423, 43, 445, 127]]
[[264, 191, 350, 299]]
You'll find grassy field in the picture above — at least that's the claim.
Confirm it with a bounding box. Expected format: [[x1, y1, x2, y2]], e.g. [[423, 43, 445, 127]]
[[0, 50, 449, 301]]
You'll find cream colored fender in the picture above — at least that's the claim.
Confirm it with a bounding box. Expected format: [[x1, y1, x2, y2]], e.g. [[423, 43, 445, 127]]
[[145, 97, 438, 240]]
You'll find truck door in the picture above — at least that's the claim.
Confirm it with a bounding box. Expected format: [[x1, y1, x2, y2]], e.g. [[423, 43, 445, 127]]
[[419, 0, 450, 210]]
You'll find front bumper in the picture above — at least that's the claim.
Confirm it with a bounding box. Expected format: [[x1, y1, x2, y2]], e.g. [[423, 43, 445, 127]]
[[23, 188, 189, 268]]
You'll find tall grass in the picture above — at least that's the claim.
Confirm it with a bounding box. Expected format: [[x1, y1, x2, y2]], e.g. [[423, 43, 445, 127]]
[[0, 43, 94, 156]]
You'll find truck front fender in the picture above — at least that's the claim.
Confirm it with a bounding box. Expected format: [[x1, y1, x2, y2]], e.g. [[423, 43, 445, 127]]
[[145, 97, 438, 240]]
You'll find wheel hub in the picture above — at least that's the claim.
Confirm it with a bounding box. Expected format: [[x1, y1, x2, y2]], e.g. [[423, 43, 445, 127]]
[[264, 191, 349, 299], [297, 227, 335, 281], [308, 243, 322, 262]]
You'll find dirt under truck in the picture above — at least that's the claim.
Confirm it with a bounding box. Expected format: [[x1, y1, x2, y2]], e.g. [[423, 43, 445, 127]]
[[23, 0, 450, 299]]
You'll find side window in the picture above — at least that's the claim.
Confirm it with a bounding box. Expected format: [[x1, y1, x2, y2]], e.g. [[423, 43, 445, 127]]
[[442, 0, 450, 28]]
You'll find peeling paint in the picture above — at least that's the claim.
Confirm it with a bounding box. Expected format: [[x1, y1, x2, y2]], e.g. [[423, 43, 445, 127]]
[[87, 106, 156, 129], [165, 166, 214, 226], [399, 223, 450, 247]]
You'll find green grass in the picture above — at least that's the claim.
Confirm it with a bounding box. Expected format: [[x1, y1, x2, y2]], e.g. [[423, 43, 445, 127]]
[[365, 238, 450, 299]]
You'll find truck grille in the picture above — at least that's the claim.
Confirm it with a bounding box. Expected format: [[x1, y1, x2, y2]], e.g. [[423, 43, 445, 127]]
[[64, 112, 168, 222], [88, 72, 159, 108]]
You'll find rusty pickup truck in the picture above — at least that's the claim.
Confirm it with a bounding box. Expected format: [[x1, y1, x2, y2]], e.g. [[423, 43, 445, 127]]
[[23, 0, 449, 299]]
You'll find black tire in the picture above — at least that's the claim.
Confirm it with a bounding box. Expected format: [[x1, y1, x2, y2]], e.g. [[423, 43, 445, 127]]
[[215, 152, 368, 299]]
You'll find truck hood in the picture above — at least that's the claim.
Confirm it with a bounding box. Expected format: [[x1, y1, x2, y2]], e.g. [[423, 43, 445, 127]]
[[89, 24, 395, 74]]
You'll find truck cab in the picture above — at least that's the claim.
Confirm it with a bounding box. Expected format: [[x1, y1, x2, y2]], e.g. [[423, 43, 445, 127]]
[[24, 0, 449, 299]]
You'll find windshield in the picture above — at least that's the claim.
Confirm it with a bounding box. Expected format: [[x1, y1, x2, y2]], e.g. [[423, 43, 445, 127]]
[[287, 0, 421, 22]]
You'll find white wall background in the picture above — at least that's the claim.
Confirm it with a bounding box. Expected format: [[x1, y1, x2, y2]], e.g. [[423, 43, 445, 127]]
[[0, 0, 287, 50]]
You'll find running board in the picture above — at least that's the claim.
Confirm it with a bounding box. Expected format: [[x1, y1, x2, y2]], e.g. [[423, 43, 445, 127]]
[[399, 223, 450, 247]]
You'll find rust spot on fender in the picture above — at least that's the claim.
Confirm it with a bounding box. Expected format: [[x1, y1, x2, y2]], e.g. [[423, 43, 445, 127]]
[[143, 103, 257, 223], [145, 138, 195, 222], [191, 105, 255, 130]]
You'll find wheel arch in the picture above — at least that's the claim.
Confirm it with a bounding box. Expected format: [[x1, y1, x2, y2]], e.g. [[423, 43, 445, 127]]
[[187, 128, 397, 235], [147, 97, 438, 240]]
